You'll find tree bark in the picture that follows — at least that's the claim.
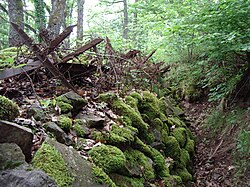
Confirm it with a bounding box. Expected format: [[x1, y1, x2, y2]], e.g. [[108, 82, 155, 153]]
[[8, 0, 24, 46], [77, 0, 85, 45], [122, 0, 128, 39], [47, 0, 66, 39]]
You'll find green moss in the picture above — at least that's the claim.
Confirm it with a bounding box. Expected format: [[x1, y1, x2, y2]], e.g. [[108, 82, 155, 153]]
[[168, 117, 186, 127], [171, 128, 187, 148], [91, 131, 107, 142], [125, 96, 139, 112], [124, 149, 155, 180], [134, 138, 170, 178], [185, 138, 195, 156], [32, 142, 73, 187], [129, 92, 143, 103], [134, 137, 152, 155], [176, 167, 192, 182], [92, 165, 117, 187], [98, 92, 118, 103], [162, 136, 181, 160], [151, 148, 170, 177], [108, 124, 135, 144], [0, 95, 19, 121], [58, 115, 72, 132], [57, 101, 73, 114], [110, 97, 148, 132], [138, 91, 161, 120], [110, 174, 145, 187], [88, 145, 126, 173], [163, 175, 184, 187], [179, 149, 190, 167], [72, 124, 85, 137]]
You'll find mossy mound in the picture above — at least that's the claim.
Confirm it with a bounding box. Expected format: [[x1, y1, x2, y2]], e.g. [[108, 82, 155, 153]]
[[57, 115, 72, 132], [0, 95, 19, 121], [92, 91, 195, 186], [32, 142, 73, 187], [88, 145, 126, 173], [123, 149, 155, 180]]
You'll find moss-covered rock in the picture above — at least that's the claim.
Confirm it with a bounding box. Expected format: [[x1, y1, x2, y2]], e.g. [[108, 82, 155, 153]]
[[32, 142, 73, 187], [0, 95, 19, 121], [175, 167, 193, 183], [134, 91, 160, 120], [123, 149, 155, 180], [171, 127, 188, 148], [168, 117, 186, 127], [179, 149, 190, 168], [88, 145, 126, 173], [185, 138, 195, 156], [108, 124, 136, 144], [72, 123, 85, 137], [58, 115, 72, 132], [56, 91, 87, 112], [125, 95, 139, 112], [134, 138, 170, 178], [92, 166, 117, 187], [162, 136, 181, 160], [110, 173, 145, 187], [163, 175, 184, 187], [57, 101, 73, 114], [100, 93, 148, 133]]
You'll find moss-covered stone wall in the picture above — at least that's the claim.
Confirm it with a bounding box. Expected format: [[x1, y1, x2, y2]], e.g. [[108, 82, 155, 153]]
[[89, 91, 195, 187]]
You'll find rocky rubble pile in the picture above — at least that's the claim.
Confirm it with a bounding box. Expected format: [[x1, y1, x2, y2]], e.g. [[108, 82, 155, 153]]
[[0, 90, 195, 187]]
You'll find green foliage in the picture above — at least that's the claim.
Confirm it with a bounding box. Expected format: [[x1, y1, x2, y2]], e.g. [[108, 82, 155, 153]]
[[32, 142, 74, 187], [0, 95, 19, 121], [237, 129, 250, 155]]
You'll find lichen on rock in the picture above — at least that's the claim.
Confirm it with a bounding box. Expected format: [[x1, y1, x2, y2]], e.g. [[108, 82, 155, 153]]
[[0, 95, 19, 121]]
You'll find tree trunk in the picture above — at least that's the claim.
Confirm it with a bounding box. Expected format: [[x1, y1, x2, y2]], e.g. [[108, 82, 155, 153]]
[[33, 0, 45, 31], [122, 0, 128, 39], [47, 0, 66, 39], [8, 0, 24, 46], [77, 0, 85, 45]]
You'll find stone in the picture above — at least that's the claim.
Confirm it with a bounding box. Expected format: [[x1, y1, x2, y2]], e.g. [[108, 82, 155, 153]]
[[44, 122, 73, 145], [75, 113, 105, 129], [45, 138, 105, 187], [0, 143, 26, 170], [27, 103, 45, 121], [56, 91, 87, 112], [0, 95, 19, 121], [0, 165, 58, 187], [0, 120, 33, 162]]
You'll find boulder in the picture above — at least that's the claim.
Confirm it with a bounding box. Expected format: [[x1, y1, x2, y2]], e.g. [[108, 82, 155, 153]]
[[0, 165, 58, 187], [27, 103, 45, 121], [56, 91, 87, 113], [0, 143, 26, 170], [0, 95, 19, 121], [75, 113, 105, 129], [34, 138, 105, 187], [44, 122, 73, 145], [0, 120, 33, 162]]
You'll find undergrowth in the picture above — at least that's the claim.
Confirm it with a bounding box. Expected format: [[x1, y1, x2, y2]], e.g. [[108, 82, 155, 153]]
[[204, 106, 250, 186]]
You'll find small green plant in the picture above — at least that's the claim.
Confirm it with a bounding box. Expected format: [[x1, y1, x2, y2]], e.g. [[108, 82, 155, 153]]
[[237, 130, 250, 155]]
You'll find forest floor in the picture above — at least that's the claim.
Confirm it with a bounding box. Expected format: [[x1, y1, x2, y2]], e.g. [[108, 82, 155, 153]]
[[182, 100, 250, 187]]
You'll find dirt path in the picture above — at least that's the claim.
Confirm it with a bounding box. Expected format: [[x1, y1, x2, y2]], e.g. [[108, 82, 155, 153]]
[[181, 101, 237, 187]]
